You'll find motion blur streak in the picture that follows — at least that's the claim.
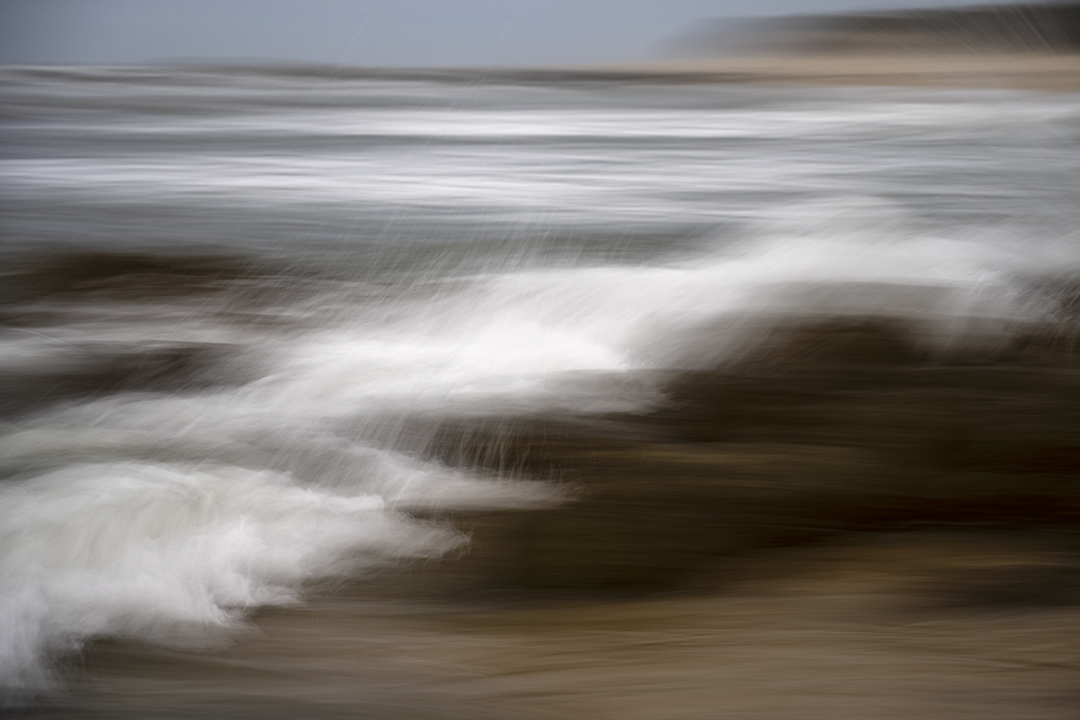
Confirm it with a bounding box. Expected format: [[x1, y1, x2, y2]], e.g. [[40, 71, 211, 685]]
[[1, 59, 1079, 718]]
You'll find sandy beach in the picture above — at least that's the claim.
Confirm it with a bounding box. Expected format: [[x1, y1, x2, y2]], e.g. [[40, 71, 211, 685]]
[[598, 52, 1080, 91]]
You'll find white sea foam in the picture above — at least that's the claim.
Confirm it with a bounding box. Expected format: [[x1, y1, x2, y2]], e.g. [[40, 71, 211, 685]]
[[3, 71, 1080, 699], [1, 200, 1072, 698], [0, 461, 467, 697], [256, 197, 1066, 414]]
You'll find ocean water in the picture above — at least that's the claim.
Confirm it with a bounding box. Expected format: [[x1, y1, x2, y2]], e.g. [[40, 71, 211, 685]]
[[1, 66, 1079, 711]]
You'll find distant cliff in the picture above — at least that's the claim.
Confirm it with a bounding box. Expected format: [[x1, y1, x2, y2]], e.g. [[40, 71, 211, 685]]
[[677, 2, 1080, 56]]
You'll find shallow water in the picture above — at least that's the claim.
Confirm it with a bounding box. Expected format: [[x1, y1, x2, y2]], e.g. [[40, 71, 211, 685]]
[[1, 66, 1079, 714]]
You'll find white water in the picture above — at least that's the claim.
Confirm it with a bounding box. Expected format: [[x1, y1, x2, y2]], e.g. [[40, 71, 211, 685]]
[[1, 68, 1079, 700]]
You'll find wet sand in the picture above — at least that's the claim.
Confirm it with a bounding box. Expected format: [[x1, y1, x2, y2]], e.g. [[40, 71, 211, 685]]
[[20, 318, 1080, 719], [29, 535, 1080, 719]]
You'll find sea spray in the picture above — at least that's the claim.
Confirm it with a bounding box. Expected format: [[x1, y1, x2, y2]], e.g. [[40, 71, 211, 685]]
[[0, 461, 466, 699]]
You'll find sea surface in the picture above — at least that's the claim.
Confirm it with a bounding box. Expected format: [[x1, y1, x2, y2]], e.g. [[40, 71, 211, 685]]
[[1, 66, 1079, 717]]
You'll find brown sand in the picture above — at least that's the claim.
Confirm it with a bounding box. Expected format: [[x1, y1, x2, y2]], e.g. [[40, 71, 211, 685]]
[[603, 52, 1080, 92], [44, 535, 1080, 719]]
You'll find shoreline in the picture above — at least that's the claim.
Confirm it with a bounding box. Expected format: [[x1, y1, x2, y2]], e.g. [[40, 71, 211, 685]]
[[7, 52, 1079, 91], [597, 52, 1080, 92]]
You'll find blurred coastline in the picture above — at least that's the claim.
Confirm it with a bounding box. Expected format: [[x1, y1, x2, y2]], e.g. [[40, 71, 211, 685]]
[[629, 1, 1080, 91], [7, 3, 1080, 91]]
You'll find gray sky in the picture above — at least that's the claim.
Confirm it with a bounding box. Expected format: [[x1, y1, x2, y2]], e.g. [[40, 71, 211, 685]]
[[0, 0, 1021, 67]]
